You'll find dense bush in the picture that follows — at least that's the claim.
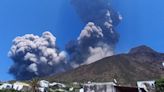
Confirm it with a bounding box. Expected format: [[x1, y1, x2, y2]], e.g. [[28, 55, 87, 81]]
[[155, 78, 164, 92]]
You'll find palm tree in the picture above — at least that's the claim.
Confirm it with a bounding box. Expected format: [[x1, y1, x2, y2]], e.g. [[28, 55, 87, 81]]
[[30, 78, 39, 92]]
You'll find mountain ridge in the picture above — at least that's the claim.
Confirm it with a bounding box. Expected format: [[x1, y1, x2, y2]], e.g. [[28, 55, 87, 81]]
[[46, 45, 164, 85]]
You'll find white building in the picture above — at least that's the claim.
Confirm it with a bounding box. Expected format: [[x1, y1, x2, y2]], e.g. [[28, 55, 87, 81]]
[[38, 80, 66, 92], [49, 82, 66, 88], [38, 80, 49, 92], [79, 88, 84, 92], [83, 82, 116, 92], [13, 82, 30, 91], [137, 80, 155, 92], [0, 83, 13, 90], [39, 80, 49, 88]]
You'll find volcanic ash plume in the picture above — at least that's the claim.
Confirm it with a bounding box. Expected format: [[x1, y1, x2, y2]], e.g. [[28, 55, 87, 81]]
[[67, 0, 122, 66], [8, 32, 67, 80], [66, 22, 114, 67], [8, 0, 122, 79]]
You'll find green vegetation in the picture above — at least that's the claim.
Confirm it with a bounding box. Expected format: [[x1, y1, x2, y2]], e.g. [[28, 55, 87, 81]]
[[0, 89, 21, 92], [155, 78, 164, 92]]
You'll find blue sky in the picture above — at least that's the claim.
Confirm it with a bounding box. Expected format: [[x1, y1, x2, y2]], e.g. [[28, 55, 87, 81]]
[[0, 0, 164, 81], [112, 0, 164, 53]]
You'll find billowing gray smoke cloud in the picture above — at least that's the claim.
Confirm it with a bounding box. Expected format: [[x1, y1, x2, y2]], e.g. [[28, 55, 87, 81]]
[[67, 0, 122, 67], [8, 32, 67, 80], [8, 0, 122, 80]]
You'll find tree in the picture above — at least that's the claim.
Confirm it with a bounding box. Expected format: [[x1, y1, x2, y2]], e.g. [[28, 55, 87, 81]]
[[30, 78, 39, 92], [155, 78, 164, 92]]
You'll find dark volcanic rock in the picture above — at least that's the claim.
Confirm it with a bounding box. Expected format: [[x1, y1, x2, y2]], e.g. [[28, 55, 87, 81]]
[[129, 45, 158, 54], [129, 45, 164, 67]]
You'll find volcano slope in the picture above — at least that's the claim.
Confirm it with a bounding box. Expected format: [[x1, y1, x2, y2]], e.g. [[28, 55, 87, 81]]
[[47, 45, 164, 85]]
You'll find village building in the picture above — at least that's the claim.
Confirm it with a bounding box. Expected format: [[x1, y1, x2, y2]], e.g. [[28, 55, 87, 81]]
[[0, 83, 13, 90], [83, 82, 116, 92], [137, 80, 155, 92], [12, 81, 31, 91], [82, 82, 146, 92]]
